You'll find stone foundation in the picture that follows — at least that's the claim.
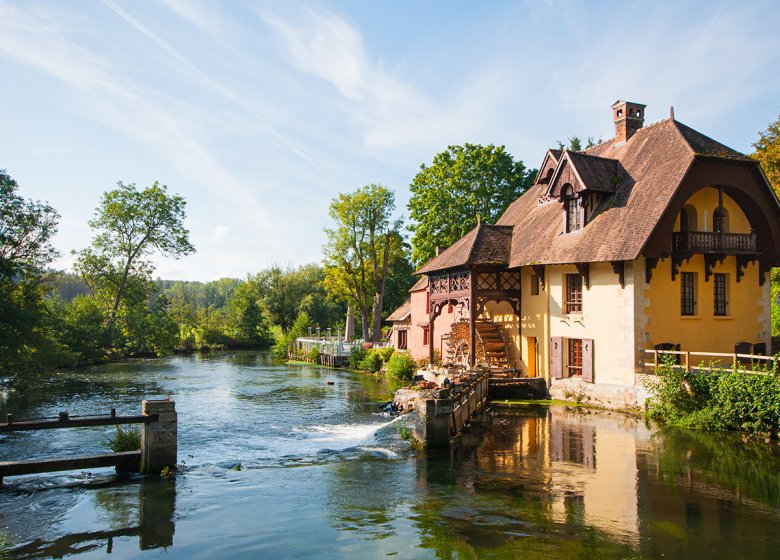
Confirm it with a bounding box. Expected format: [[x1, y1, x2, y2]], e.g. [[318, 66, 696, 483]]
[[548, 376, 653, 412]]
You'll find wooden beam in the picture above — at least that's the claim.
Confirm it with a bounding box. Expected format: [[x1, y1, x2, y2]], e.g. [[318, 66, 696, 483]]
[[532, 265, 545, 289], [0, 414, 157, 433], [610, 261, 625, 289], [576, 263, 590, 289], [0, 451, 141, 481], [645, 257, 658, 283]]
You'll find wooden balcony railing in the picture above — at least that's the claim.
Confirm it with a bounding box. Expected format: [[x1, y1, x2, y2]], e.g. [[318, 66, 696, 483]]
[[672, 231, 756, 255]]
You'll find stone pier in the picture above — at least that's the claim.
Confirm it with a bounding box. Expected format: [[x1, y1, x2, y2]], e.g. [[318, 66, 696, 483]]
[[413, 390, 452, 448], [140, 399, 177, 475]]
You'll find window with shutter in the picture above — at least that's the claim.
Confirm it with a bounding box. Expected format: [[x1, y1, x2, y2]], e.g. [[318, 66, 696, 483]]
[[582, 338, 594, 382]]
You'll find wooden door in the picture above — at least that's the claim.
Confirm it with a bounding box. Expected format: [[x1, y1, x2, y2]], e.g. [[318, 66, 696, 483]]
[[527, 336, 537, 377]]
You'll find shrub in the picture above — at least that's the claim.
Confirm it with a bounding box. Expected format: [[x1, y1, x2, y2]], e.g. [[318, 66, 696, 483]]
[[387, 352, 418, 381], [358, 349, 383, 373], [646, 356, 780, 434], [307, 345, 320, 364], [349, 345, 367, 369], [415, 349, 441, 369], [377, 346, 395, 363], [105, 425, 141, 452]]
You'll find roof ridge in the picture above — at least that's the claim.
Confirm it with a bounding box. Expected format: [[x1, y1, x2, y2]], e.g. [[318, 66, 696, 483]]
[[465, 221, 483, 263]]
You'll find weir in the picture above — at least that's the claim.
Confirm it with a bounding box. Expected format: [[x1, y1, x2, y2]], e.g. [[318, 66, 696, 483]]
[[0, 399, 177, 485]]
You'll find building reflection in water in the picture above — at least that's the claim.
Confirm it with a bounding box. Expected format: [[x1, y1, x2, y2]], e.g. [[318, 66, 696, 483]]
[[415, 406, 780, 558], [7, 478, 176, 558]]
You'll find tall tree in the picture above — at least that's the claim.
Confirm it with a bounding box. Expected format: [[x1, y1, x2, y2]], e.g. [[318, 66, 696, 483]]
[[323, 185, 402, 341], [74, 182, 195, 324], [0, 170, 61, 376], [0, 170, 59, 277], [407, 144, 535, 268], [752, 114, 780, 198]]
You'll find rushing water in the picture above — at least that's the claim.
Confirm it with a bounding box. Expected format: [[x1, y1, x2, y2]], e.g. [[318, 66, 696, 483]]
[[1, 352, 780, 559]]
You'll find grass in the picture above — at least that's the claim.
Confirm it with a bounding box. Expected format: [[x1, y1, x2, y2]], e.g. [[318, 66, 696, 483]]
[[490, 399, 581, 407]]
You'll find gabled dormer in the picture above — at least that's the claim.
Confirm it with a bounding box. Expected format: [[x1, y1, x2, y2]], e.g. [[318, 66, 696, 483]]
[[543, 150, 622, 234], [535, 149, 563, 186]]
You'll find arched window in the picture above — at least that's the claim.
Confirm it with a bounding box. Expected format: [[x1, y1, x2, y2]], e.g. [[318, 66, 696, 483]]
[[680, 204, 698, 232], [713, 207, 729, 233]]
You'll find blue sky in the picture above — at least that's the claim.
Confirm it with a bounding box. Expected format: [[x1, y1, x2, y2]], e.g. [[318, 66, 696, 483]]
[[1, 0, 778, 281]]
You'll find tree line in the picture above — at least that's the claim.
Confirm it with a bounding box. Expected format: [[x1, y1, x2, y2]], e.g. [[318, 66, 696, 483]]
[[4, 113, 776, 381]]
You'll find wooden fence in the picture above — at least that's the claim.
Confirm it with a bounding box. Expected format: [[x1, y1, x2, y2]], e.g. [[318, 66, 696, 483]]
[[0, 400, 177, 485], [642, 349, 778, 375]]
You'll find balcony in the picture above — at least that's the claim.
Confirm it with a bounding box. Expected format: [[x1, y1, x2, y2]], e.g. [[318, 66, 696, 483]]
[[672, 231, 757, 255]]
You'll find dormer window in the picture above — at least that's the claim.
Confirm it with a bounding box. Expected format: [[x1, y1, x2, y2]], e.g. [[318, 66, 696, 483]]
[[563, 185, 583, 232]]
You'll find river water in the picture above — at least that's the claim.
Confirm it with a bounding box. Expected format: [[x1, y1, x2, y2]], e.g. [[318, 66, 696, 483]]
[[1, 352, 779, 559]]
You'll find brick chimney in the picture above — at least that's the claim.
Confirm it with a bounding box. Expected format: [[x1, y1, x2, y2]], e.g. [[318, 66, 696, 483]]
[[611, 100, 646, 143]]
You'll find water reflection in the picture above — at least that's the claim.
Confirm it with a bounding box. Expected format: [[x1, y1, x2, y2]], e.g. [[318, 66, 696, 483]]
[[3, 354, 780, 559], [410, 406, 780, 559], [6, 479, 176, 558]]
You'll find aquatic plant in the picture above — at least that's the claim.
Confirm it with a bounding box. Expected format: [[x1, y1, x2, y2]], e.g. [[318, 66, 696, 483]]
[[105, 425, 141, 453], [397, 422, 413, 441], [160, 465, 176, 479]]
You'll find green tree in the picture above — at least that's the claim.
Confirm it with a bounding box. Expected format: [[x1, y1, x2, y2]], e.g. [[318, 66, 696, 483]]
[[0, 171, 62, 377], [323, 185, 402, 341], [556, 136, 600, 151], [752, 114, 780, 198], [0, 170, 59, 277], [74, 181, 195, 324], [228, 279, 273, 347], [60, 295, 114, 364], [407, 144, 535, 267]]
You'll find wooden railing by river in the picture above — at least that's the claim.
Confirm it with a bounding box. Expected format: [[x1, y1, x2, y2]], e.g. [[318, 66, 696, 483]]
[[0, 399, 177, 485], [641, 349, 778, 374], [413, 372, 489, 448]]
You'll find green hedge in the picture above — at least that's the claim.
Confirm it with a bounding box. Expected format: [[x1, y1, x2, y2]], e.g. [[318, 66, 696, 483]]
[[646, 357, 780, 434]]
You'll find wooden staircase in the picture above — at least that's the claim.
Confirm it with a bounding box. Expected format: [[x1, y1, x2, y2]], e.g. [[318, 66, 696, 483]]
[[443, 318, 511, 373], [475, 319, 510, 370]]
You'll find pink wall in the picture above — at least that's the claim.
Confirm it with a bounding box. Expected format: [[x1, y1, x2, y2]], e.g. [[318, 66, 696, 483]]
[[407, 285, 461, 362]]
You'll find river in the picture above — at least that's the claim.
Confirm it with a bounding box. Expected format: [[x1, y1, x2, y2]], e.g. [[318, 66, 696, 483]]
[[1, 352, 779, 559]]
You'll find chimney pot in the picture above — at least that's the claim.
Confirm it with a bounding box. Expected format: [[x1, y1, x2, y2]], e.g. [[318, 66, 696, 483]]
[[611, 100, 646, 144]]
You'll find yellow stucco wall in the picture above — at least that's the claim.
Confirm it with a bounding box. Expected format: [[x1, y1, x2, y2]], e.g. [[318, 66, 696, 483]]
[[520, 266, 549, 379], [548, 262, 637, 386], [482, 300, 521, 369], [643, 255, 768, 356], [672, 188, 752, 233]]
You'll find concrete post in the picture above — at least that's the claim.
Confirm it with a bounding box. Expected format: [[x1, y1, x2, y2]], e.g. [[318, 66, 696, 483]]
[[413, 390, 452, 448], [141, 400, 177, 476]]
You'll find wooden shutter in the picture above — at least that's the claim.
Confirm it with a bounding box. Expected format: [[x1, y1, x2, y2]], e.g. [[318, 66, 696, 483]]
[[551, 337, 563, 379], [582, 338, 594, 382]]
